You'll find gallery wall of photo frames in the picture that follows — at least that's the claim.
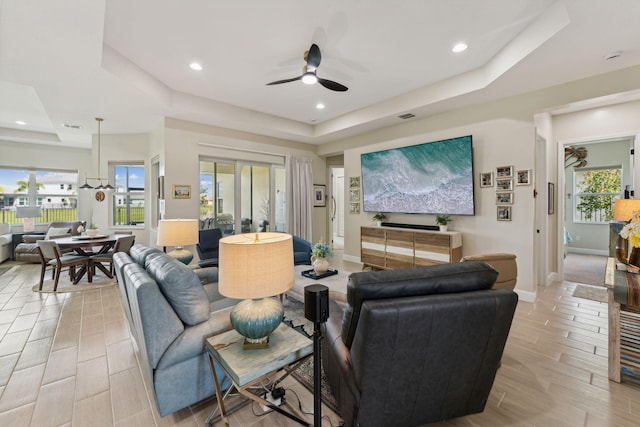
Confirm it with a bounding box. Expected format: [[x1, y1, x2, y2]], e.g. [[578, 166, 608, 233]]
[[480, 166, 531, 222], [349, 177, 361, 214]]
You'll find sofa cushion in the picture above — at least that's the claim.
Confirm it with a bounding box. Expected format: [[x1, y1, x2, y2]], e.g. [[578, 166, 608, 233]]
[[341, 261, 499, 348], [146, 255, 210, 326], [45, 227, 71, 239], [129, 244, 163, 266], [0, 223, 10, 235]]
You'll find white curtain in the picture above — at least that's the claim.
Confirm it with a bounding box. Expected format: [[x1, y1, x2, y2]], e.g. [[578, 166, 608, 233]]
[[287, 156, 313, 241]]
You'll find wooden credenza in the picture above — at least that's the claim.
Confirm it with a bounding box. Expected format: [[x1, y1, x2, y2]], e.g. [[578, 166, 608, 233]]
[[360, 226, 462, 270]]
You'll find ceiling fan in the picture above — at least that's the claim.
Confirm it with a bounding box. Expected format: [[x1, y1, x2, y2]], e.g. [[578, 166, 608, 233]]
[[266, 44, 348, 92]]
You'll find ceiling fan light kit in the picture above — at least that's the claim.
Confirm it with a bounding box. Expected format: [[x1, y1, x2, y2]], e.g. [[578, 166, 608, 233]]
[[267, 44, 348, 92]]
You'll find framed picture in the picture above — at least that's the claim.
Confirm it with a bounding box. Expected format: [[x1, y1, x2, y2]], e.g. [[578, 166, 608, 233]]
[[173, 184, 191, 199], [496, 192, 513, 204], [350, 177, 360, 188], [314, 184, 326, 207], [496, 166, 514, 178], [350, 202, 360, 214], [548, 182, 555, 215], [497, 206, 512, 221], [350, 189, 360, 202], [480, 172, 494, 188], [516, 169, 531, 186], [496, 178, 513, 191]]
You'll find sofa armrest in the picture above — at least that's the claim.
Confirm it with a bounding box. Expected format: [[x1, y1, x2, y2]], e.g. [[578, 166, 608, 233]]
[[193, 266, 219, 284]]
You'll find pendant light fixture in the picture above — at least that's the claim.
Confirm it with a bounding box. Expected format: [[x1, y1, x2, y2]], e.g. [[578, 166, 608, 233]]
[[81, 117, 114, 190]]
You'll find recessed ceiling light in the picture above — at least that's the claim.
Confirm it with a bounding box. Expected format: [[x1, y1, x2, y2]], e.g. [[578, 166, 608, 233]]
[[316, 103, 325, 110], [452, 42, 468, 53], [16, 121, 26, 125], [189, 62, 203, 71]]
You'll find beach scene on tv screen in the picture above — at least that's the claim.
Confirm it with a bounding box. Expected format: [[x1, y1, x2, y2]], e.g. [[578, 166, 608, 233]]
[[361, 136, 474, 215]]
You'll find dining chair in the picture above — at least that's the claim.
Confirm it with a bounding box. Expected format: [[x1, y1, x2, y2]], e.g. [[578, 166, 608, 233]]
[[37, 240, 90, 291], [90, 235, 136, 278]]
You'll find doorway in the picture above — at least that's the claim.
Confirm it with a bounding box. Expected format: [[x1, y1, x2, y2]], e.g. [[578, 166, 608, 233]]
[[330, 167, 344, 250]]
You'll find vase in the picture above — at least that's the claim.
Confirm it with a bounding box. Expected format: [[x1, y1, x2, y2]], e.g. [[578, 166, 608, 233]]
[[376, 221, 382, 227], [629, 246, 640, 269], [439, 225, 448, 232], [312, 256, 330, 276], [86, 229, 99, 237]]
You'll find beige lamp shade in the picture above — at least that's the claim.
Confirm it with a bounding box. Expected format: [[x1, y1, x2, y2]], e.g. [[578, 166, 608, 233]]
[[613, 199, 640, 221], [157, 219, 199, 247], [218, 232, 294, 299]]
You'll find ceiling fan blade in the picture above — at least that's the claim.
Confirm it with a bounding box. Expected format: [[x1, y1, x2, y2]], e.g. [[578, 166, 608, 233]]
[[306, 44, 321, 69], [318, 78, 348, 92], [266, 76, 302, 85]]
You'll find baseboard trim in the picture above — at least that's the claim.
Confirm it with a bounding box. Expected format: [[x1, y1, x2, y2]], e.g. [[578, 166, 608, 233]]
[[515, 289, 536, 303], [342, 254, 360, 264], [567, 248, 608, 256]]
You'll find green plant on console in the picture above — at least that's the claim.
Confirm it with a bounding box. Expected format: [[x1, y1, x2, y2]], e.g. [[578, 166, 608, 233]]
[[435, 215, 451, 225], [372, 212, 387, 222]]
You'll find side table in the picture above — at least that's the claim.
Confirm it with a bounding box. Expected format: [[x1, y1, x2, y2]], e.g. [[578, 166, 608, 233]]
[[204, 323, 313, 426]]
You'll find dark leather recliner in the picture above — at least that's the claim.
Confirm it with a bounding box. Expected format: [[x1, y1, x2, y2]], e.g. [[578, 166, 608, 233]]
[[321, 261, 518, 427], [196, 228, 222, 268]]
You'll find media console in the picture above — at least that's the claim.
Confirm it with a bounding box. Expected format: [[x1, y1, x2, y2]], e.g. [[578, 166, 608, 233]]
[[360, 226, 462, 270]]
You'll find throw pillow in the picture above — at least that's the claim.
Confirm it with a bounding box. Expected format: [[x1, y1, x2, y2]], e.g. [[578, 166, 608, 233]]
[[147, 256, 210, 326], [45, 227, 71, 240]]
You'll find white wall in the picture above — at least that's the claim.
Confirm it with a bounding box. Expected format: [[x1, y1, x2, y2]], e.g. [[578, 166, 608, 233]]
[[342, 118, 537, 299]]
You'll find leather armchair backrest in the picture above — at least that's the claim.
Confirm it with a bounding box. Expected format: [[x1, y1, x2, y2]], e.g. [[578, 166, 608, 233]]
[[341, 261, 498, 348]]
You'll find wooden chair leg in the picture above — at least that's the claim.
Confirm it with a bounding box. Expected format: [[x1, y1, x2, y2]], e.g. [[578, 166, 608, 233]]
[[53, 264, 62, 292], [39, 263, 47, 291]]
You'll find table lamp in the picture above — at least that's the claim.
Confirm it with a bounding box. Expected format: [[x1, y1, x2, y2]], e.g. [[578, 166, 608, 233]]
[[157, 219, 199, 264], [218, 232, 294, 349], [16, 206, 42, 233], [613, 199, 640, 270]]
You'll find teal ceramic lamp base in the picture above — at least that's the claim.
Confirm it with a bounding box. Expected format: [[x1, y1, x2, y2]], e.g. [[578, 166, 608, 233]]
[[167, 247, 194, 265], [230, 297, 284, 349]]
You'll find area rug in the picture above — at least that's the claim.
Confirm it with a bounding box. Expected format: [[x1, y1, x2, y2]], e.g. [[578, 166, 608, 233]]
[[283, 296, 339, 414], [31, 273, 117, 293], [571, 284, 608, 303], [564, 253, 607, 287]]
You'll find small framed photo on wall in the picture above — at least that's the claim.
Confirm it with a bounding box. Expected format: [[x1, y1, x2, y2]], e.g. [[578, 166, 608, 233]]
[[350, 177, 360, 188], [496, 178, 513, 191], [497, 206, 512, 221], [349, 189, 360, 202], [516, 170, 531, 186], [173, 184, 191, 199], [313, 185, 326, 207], [480, 172, 494, 188], [496, 192, 513, 204], [350, 203, 360, 214], [496, 166, 514, 178]]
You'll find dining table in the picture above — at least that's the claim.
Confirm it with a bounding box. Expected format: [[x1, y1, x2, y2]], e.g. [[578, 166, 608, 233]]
[[54, 234, 125, 283]]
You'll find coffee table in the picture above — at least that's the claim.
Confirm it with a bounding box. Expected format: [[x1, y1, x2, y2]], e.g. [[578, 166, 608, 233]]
[[289, 265, 351, 303]]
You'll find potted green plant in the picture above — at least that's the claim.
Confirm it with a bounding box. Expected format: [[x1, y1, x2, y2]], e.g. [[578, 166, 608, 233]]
[[435, 215, 451, 232], [311, 240, 332, 275], [372, 212, 387, 226]]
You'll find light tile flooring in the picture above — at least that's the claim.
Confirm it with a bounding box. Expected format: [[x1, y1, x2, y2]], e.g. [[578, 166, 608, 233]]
[[2, 253, 640, 426]]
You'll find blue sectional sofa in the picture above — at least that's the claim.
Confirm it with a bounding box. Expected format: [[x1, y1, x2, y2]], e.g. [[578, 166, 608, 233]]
[[113, 244, 238, 417]]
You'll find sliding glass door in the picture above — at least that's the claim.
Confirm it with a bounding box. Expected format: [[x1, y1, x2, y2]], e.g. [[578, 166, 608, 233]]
[[200, 160, 285, 234]]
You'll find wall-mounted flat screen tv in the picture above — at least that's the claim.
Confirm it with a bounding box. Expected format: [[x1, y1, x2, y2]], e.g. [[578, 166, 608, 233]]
[[361, 135, 475, 215]]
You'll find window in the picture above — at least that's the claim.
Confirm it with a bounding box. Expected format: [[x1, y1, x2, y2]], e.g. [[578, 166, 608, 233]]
[[0, 168, 78, 224], [574, 167, 621, 223], [113, 164, 145, 226]]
